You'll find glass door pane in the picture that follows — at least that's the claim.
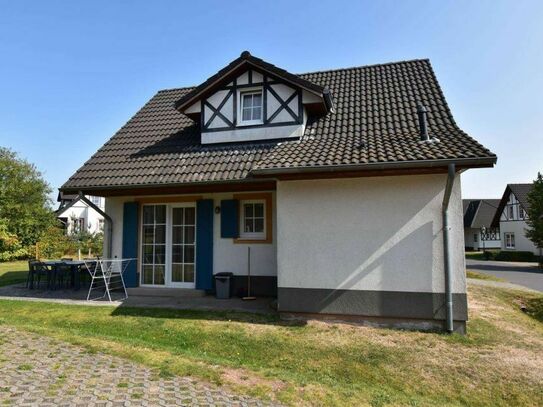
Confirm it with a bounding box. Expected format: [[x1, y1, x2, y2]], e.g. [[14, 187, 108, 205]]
[[141, 205, 166, 285], [171, 207, 196, 284]]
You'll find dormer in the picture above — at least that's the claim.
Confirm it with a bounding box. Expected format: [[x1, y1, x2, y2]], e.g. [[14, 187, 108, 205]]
[[174, 51, 334, 144]]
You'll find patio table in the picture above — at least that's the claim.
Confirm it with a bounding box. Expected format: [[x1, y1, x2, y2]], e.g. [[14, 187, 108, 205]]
[[44, 260, 95, 291]]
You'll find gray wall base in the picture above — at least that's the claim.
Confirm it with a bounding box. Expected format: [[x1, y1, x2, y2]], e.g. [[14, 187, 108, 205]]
[[229, 276, 277, 297], [278, 287, 468, 322]]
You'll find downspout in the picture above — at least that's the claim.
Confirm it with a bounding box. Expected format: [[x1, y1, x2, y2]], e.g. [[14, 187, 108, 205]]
[[78, 191, 113, 258], [442, 164, 456, 333]]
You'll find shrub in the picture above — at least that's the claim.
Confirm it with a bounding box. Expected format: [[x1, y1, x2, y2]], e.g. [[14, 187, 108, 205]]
[[494, 251, 537, 262], [36, 225, 74, 259]]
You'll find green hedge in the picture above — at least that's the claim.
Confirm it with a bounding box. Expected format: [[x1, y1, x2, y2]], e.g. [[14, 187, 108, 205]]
[[494, 251, 539, 262]]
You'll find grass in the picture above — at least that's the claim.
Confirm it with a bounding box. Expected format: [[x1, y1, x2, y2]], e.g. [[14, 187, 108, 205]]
[[0, 284, 542, 406], [0, 260, 28, 287], [466, 270, 506, 282]]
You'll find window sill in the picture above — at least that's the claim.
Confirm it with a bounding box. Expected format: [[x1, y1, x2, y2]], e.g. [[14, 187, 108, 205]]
[[234, 237, 272, 244], [237, 120, 263, 127]]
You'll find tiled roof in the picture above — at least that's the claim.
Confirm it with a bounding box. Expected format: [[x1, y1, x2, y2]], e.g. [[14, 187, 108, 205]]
[[463, 199, 500, 229], [491, 184, 533, 227], [62, 58, 496, 191], [509, 184, 533, 211]]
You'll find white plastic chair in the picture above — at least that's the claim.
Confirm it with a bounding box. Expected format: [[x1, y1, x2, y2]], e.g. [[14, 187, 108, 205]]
[[84, 258, 134, 302]]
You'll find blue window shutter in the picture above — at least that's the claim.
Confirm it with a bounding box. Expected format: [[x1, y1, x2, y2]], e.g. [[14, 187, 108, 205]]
[[122, 201, 139, 288], [196, 199, 214, 290], [220, 199, 239, 238]]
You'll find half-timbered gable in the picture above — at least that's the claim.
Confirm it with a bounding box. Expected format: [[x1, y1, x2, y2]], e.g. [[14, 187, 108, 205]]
[[176, 51, 333, 144]]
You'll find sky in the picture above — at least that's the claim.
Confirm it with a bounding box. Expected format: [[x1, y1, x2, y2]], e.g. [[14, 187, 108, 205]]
[[1, 0, 542, 203]]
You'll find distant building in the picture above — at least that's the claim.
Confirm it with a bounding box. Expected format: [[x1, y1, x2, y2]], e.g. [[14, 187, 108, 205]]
[[56, 192, 105, 235], [463, 199, 501, 251], [491, 184, 540, 255]]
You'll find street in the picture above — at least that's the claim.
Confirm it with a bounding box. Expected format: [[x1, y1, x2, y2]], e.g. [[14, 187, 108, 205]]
[[466, 259, 543, 292]]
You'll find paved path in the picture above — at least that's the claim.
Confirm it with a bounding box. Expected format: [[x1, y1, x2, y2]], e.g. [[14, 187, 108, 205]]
[[0, 283, 276, 314], [466, 259, 543, 292], [0, 326, 278, 406]]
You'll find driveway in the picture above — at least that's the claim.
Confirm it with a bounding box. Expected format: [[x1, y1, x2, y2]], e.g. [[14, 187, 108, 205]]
[[0, 325, 278, 406], [466, 259, 543, 292]]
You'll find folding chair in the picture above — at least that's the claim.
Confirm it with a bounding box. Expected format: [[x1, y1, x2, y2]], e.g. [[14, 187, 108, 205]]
[[84, 258, 133, 302]]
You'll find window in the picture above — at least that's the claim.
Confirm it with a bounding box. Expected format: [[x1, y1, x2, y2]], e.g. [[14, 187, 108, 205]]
[[72, 218, 85, 233], [508, 205, 514, 220], [90, 195, 102, 206], [505, 233, 515, 249], [473, 233, 478, 243], [233, 193, 272, 243], [239, 90, 263, 125], [241, 200, 265, 239], [519, 207, 525, 220], [98, 219, 104, 232]]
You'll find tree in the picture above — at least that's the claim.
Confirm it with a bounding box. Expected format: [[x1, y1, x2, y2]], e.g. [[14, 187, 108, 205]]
[[525, 172, 543, 258], [0, 147, 56, 260]]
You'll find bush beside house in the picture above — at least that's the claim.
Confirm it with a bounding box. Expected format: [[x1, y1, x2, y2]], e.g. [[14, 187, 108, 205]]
[[0, 147, 103, 261]]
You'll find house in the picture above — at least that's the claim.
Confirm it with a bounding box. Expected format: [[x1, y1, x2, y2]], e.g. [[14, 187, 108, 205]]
[[463, 199, 500, 251], [56, 192, 105, 235], [60, 51, 496, 333], [491, 184, 540, 255]]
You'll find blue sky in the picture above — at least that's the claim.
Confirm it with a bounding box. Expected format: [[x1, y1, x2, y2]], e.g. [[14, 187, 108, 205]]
[[1, 0, 542, 203]]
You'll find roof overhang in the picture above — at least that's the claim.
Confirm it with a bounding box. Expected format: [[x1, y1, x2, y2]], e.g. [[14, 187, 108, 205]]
[[174, 51, 332, 117], [491, 185, 513, 228], [251, 156, 497, 178], [60, 157, 496, 196]]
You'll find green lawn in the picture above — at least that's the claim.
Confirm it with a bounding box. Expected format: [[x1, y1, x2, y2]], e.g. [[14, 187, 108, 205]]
[[0, 260, 28, 287], [0, 284, 541, 406], [466, 270, 506, 282]]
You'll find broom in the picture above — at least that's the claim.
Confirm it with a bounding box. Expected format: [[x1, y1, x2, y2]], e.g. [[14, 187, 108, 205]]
[[242, 246, 256, 300]]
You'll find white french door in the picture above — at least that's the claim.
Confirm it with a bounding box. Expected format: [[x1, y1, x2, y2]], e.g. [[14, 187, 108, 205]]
[[168, 204, 196, 288], [141, 203, 196, 288]]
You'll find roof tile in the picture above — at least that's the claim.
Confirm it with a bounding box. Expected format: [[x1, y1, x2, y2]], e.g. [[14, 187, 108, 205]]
[[62, 59, 495, 190]]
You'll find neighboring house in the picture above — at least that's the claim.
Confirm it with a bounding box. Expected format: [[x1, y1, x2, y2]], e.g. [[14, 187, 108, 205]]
[[491, 184, 540, 255], [463, 199, 500, 250], [56, 192, 105, 235], [60, 51, 496, 332]]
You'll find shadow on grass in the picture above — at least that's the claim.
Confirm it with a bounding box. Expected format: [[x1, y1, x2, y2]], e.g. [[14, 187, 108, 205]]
[[111, 305, 307, 327], [0, 271, 28, 287]]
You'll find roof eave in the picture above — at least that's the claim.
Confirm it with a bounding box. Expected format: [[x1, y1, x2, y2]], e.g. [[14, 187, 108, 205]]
[[174, 54, 327, 113], [250, 156, 497, 177]]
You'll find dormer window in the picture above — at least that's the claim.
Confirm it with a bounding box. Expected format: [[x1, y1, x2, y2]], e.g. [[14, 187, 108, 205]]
[[239, 89, 263, 125]]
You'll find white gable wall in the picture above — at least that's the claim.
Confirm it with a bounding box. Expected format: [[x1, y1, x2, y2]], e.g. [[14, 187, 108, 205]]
[[498, 191, 539, 254], [276, 174, 466, 294], [57, 197, 104, 235], [200, 68, 309, 144]]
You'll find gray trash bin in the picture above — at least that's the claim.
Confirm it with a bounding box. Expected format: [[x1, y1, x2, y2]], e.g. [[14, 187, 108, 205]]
[[215, 272, 233, 299]]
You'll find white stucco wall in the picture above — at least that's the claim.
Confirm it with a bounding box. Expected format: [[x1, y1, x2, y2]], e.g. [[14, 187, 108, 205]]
[[104, 191, 277, 284], [276, 174, 466, 294], [57, 197, 105, 235], [464, 227, 500, 250], [499, 220, 540, 254]]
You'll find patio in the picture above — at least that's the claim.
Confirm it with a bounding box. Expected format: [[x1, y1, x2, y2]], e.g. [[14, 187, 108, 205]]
[[0, 281, 277, 314]]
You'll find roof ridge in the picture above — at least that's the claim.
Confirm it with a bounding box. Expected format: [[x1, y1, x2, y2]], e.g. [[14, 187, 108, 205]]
[[296, 58, 430, 76], [157, 59, 431, 94], [157, 85, 195, 93]]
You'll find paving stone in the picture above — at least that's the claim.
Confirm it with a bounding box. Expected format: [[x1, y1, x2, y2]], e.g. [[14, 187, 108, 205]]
[[0, 326, 280, 406]]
